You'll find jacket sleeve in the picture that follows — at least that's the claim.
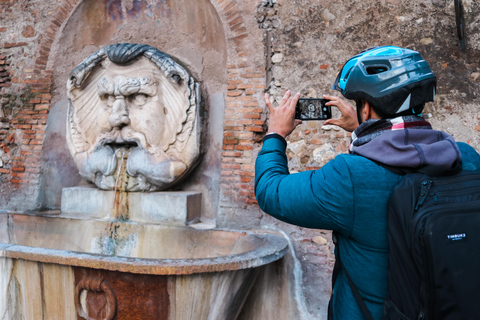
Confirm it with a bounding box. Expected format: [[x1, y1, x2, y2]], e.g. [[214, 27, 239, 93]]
[[255, 135, 355, 235]]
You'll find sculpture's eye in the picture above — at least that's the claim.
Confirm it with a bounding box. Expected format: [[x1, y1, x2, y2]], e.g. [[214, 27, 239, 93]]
[[131, 93, 148, 106], [102, 94, 115, 106]]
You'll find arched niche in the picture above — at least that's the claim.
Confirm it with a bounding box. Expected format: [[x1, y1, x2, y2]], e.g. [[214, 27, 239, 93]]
[[41, 0, 227, 222]]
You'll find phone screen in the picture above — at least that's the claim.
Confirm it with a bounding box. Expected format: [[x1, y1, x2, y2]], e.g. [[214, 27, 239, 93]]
[[295, 98, 332, 120]]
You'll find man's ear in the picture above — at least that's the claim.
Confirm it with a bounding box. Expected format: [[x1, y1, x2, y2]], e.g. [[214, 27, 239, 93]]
[[362, 100, 371, 121], [362, 100, 380, 120]]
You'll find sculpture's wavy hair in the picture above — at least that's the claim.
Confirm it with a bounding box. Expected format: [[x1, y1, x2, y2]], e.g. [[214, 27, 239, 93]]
[[69, 43, 189, 88]]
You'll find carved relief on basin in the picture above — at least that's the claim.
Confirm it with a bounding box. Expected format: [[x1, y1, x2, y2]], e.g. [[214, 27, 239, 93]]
[[66, 43, 201, 192]]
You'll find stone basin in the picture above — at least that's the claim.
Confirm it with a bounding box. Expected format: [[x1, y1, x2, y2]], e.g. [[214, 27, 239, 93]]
[[0, 213, 289, 319]]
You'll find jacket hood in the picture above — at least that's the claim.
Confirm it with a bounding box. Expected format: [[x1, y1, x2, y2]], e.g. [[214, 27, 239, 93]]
[[351, 128, 462, 176]]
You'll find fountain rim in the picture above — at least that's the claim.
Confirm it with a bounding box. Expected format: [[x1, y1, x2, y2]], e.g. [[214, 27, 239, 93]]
[[0, 220, 289, 275]]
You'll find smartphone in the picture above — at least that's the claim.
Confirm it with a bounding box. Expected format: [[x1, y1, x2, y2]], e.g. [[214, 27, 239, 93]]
[[295, 98, 332, 120]]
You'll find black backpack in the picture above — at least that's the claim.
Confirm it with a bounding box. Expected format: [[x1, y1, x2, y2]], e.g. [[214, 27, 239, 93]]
[[330, 170, 480, 320], [383, 170, 480, 320]]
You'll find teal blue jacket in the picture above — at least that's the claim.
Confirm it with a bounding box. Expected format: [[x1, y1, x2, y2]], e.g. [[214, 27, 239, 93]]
[[255, 135, 480, 320]]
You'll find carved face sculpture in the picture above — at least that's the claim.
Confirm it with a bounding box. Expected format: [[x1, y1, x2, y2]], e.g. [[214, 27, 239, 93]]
[[66, 44, 201, 191]]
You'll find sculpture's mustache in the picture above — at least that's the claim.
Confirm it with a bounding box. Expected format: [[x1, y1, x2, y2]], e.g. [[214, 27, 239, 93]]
[[94, 126, 150, 151], [82, 128, 187, 191]]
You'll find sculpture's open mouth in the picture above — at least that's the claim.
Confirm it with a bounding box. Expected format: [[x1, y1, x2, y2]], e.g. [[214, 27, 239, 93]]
[[105, 141, 140, 152]]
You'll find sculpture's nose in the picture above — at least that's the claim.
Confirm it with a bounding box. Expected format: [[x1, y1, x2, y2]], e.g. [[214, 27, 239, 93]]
[[109, 96, 131, 128]]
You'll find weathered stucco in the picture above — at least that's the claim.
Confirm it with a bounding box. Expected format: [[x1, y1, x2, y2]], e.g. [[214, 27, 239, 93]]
[[1, 0, 479, 319]]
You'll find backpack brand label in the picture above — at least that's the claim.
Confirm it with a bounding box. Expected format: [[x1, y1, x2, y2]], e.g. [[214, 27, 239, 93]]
[[446, 233, 468, 242]]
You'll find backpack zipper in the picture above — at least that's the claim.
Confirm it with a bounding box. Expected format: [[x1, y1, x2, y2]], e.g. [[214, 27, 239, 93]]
[[430, 186, 480, 205], [415, 180, 433, 211]]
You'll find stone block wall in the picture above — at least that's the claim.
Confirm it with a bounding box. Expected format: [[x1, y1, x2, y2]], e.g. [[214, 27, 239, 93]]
[[1, 0, 479, 319]]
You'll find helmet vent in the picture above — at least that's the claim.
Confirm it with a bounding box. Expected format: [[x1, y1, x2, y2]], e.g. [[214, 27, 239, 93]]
[[366, 65, 389, 75]]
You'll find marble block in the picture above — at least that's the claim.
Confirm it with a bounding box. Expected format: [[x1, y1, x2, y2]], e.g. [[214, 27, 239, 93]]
[[61, 187, 201, 226]]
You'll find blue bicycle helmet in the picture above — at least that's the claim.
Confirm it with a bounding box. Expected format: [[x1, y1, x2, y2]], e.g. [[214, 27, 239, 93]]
[[332, 46, 436, 117]]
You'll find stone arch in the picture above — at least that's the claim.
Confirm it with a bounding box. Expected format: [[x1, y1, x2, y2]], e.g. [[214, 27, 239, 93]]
[[36, 0, 251, 74], [37, 0, 265, 211]]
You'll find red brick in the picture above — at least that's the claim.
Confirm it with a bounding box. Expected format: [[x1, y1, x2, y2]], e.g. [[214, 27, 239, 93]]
[[242, 114, 260, 120], [222, 163, 241, 170], [4, 42, 29, 48], [246, 126, 264, 132], [12, 167, 25, 172], [32, 114, 48, 119], [227, 91, 243, 97], [236, 145, 253, 151], [10, 178, 22, 184], [221, 170, 233, 176], [222, 2, 235, 12], [237, 120, 253, 125], [242, 164, 253, 170], [236, 85, 252, 91], [222, 151, 242, 157], [238, 139, 254, 145], [223, 138, 239, 145], [237, 108, 254, 113], [234, 170, 254, 177], [0, 168, 10, 174], [11, 172, 25, 178], [224, 126, 243, 131], [229, 16, 242, 26], [14, 125, 32, 129]]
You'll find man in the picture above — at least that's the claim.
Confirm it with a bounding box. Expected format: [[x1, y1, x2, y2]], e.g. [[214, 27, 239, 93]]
[[255, 46, 480, 319]]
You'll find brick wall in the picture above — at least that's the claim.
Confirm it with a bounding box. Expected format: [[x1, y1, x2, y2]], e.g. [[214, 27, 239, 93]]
[[0, 0, 76, 209], [221, 65, 266, 205]]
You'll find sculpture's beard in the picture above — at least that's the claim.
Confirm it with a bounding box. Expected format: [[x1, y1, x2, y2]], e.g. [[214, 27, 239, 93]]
[[79, 127, 187, 191]]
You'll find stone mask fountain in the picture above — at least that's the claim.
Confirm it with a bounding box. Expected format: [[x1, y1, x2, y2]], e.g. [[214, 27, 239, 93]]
[[0, 44, 290, 320]]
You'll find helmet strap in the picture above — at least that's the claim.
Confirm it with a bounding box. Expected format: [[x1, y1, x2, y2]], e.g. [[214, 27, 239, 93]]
[[355, 100, 364, 125]]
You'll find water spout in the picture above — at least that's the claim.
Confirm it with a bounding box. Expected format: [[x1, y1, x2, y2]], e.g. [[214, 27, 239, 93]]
[[112, 148, 130, 221]]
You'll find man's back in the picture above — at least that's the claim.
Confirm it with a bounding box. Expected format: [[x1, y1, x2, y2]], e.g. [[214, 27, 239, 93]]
[[255, 136, 402, 319], [256, 137, 480, 319]]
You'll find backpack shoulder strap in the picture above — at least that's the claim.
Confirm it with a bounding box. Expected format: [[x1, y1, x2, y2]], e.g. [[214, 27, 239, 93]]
[[329, 232, 374, 320]]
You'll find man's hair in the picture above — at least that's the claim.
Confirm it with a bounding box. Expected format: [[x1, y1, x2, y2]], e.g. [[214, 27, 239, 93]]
[[356, 99, 425, 119]]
